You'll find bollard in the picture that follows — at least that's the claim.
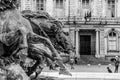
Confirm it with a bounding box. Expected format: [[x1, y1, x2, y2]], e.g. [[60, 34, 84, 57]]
[[98, 64, 101, 67], [87, 64, 91, 67]]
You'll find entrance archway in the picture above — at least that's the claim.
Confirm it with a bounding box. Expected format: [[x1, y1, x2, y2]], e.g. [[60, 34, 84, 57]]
[[80, 35, 91, 55], [79, 29, 96, 56]]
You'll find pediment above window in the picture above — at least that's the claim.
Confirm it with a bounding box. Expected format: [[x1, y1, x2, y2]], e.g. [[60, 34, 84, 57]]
[[105, 28, 120, 38]]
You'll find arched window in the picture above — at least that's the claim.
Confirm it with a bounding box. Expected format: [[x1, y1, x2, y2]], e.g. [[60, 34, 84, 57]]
[[108, 31, 118, 51]]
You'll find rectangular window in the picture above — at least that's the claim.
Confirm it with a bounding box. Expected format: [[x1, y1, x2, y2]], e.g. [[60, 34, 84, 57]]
[[82, 0, 89, 4], [56, 0, 64, 9], [108, 41, 116, 50], [37, 0, 46, 11], [82, 0, 90, 8], [81, 0, 92, 17], [107, 0, 115, 17], [54, 0, 65, 17], [108, 32, 117, 51]]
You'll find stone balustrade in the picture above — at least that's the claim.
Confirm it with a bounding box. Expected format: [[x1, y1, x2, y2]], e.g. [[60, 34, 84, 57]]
[[55, 16, 120, 24]]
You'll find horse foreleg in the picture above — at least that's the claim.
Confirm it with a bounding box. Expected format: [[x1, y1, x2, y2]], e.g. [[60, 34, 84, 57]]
[[34, 66, 43, 79], [27, 60, 40, 77], [55, 59, 72, 76]]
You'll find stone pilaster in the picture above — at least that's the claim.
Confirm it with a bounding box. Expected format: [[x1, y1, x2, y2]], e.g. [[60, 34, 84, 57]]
[[100, 29, 105, 57], [118, 36, 120, 54], [104, 36, 107, 56], [75, 29, 80, 58], [95, 29, 100, 58]]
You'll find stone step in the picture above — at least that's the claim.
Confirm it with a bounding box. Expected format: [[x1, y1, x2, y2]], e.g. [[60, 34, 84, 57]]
[[77, 55, 111, 65]]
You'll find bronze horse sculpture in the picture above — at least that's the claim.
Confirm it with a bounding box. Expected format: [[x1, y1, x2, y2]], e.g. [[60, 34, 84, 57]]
[[0, 0, 73, 79], [21, 10, 75, 78], [22, 10, 75, 59]]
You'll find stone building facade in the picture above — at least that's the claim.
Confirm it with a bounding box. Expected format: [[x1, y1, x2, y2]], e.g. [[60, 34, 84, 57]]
[[20, 0, 120, 58]]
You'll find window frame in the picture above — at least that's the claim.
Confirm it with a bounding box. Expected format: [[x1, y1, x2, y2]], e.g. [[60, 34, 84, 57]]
[[36, 0, 46, 11], [55, 0, 64, 9], [82, 0, 90, 9], [107, 31, 118, 52], [107, 0, 116, 17]]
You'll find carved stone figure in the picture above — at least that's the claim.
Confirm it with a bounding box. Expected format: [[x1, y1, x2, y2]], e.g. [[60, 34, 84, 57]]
[[0, 0, 72, 79], [22, 10, 75, 77], [22, 10, 75, 59]]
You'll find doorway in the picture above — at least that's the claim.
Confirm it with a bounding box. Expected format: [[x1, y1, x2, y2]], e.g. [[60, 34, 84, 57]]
[[80, 35, 91, 55]]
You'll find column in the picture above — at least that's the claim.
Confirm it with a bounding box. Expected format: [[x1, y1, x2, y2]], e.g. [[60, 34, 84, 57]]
[[115, 0, 118, 17], [63, 0, 65, 17], [53, 0, 56, 17], [44, 0, 46, 10], [81, 0, 82, 17], [104, 37, 107, 55], [118, 36, 120, 54], [31, 0, 32, 11], [99, 29, 105, 57], [106, 0, 108, 17], [95, 29, 100, 58], [75, 30, 80, 58]]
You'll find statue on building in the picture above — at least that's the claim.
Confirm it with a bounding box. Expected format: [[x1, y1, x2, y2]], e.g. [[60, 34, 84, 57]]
[[84, 11, 91, 22], [0, 0, 73, 79]]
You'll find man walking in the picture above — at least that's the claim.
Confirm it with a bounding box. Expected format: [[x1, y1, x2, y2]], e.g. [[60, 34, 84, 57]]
[[111, 56, 120, 73], [114, 56, 120, 73]]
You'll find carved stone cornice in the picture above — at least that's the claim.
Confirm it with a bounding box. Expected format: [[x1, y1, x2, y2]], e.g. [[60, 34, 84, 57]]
[[95, 28, 100, 32], [75, 29, 79, 32]]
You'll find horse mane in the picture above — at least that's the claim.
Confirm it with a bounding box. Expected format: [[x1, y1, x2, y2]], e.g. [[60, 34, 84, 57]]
[[21, 10, 75, 54], [29, 19, 48, 38]]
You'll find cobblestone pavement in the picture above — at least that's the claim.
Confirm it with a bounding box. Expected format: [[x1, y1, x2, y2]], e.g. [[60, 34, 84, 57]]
[[40, 72, 120, 80], [39, 65, 120, 80], [43, 64, 119, 72]]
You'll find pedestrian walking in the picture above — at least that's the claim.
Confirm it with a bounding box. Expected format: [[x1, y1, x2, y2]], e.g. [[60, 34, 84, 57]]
[[111, 56, 120, 73], [114, 56, 120, 73], [70, 58, 74, 69], [74, 57, 78, 64]]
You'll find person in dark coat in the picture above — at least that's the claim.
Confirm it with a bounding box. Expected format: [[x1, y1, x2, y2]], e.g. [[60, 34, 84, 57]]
[[114, 56, 120, 73], [111, 56, 120, 73]]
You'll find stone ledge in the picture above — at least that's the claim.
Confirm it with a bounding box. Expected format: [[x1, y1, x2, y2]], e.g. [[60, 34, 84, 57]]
[[31, 75, 64, 80], [40, 72, 120, 79]]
